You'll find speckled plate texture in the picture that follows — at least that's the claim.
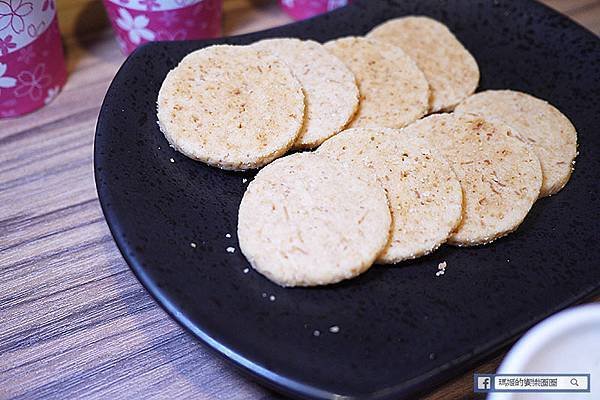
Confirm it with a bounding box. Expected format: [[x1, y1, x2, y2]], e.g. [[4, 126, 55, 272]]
[[94, 1, 600, 398]]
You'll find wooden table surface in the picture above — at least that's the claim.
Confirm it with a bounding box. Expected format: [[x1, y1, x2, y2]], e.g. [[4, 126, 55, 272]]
[[1, 1, 598, 399]]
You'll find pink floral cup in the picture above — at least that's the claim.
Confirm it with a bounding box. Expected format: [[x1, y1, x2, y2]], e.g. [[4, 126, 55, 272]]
[[279, 0, 351, 20], [103, 0, 223, 55], [0, 0, 67, 118]]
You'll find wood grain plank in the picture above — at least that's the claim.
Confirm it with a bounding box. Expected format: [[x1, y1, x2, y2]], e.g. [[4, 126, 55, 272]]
[[568, 2, 600, 34], [1, 1, 598, 400], [542, 0, 599, 14], [223, 0, 292, 35], [0, 3, 285, 398], [540, 0, 600, 33]]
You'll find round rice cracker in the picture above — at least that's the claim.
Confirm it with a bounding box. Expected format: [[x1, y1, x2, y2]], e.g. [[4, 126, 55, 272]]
[[317, 127, 463, 263], [324, 36, 429, 129], [237, 152, 391, 287], [455, 90, 578, 197], [402, 114, 542, 246], [251, 38, 359, 150], [157, 45, 305, 170], [368, 16, 479, 113]]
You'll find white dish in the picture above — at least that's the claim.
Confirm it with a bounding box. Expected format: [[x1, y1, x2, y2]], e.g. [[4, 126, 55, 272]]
[[489, 304, 600, 400]]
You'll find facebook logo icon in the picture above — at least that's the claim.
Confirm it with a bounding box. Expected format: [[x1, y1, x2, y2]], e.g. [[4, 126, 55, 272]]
[[475, 374, 493, 392]]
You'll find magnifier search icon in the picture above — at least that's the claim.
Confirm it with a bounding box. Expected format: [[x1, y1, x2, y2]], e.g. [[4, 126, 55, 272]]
[[570, 378, 579, 387]]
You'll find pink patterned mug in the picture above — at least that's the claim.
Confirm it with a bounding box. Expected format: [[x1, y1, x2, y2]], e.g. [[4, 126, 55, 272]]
[[279, 0, 351, 21], [103, 0, 223, 55], [0, 0, 67, 118]]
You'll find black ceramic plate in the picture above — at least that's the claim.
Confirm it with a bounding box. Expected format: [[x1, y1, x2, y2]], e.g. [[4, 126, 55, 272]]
[[95, 1, 600, 398]]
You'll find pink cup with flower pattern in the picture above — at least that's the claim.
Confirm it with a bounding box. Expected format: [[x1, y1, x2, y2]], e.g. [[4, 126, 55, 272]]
[[103, 0, 222, 55], [0, 0, 67, 118], [279, 0, 351, 20]]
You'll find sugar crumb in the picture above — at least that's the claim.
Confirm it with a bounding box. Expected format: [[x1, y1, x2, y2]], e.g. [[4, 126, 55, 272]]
[[190, 242, 197, 248], [269, 295, 276, 301], [313, 330, 321, 337], [226, 246, 235, 253], [225, 233, 231, 238], [243, 268, 249, 274], [169, 158, 175, 163], [435, 261, 447, 277], [242, 178, 248, 183], [329, 325, 340, 333]]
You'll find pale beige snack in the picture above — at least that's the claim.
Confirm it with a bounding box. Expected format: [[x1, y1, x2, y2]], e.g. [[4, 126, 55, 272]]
[[368, 16, 479, 112], [251, 38, 359, 149], [455, 90, 578, 197], [324, 36, 429, 129], [402, 114, 542, 246], [237, 152, 391, 287], [318, 127, 463, 263], [157, 45, 304, 170]]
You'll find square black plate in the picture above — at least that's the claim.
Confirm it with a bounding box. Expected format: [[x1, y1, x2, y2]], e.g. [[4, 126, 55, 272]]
[[94, 1, 600, 398]]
